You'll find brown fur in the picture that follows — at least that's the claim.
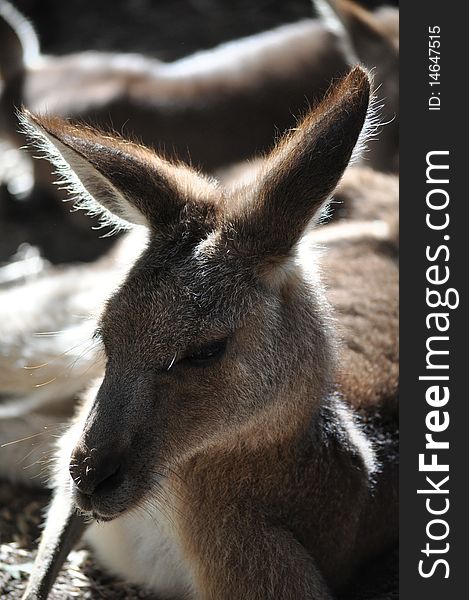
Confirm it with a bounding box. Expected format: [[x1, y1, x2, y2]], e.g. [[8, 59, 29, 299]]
[[18, 67, 397, 599]]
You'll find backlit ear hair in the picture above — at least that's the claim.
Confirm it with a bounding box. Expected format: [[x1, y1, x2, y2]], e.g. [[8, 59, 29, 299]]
[[20, 111, 219, 234]]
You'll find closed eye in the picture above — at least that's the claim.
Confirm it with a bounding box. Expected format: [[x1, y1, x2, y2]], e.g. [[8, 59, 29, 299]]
[[184, 338, 228, 366]]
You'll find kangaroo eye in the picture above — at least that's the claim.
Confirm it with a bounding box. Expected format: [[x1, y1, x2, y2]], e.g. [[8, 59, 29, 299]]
[[186, 339, 227, 365]]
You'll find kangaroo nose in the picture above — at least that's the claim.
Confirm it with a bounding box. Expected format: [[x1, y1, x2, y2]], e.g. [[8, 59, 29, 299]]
[[70, 443, 123, 496]]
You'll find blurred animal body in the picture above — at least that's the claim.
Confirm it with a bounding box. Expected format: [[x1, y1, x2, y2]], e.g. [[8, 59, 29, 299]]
[[1, 0, 398, 182], [0, 67, 399, 600]]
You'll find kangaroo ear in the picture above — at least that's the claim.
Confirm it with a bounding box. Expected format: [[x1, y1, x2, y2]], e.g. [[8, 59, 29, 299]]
[[228, 66, 370, 258], [20, 111, 217, 232]]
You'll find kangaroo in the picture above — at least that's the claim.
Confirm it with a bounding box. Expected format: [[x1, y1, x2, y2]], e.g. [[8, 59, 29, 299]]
[[11, 66, 398, 600]]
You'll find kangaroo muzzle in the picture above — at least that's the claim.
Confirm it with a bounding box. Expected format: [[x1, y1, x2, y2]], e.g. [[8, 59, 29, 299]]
[[70, 440, 125, 497]]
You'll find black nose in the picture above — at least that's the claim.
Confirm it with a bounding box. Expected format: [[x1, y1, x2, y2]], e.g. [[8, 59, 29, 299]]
[[70, 443, 123, 496]]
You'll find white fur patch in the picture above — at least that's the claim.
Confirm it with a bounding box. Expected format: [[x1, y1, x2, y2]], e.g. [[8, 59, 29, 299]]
[[193, 229, 221, 258], [85, 500, 195, 599]]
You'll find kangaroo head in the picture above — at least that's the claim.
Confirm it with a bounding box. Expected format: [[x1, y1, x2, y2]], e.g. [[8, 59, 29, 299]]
[[22, 66, 370, 520]]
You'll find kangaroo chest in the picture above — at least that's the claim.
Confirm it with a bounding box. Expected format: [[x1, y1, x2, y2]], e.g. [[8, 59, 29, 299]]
[[85, 508, 195, 599]]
